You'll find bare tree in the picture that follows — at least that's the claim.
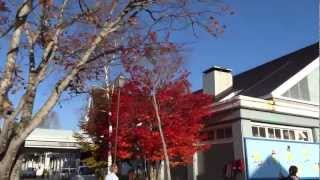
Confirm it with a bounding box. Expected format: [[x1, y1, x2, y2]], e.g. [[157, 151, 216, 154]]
[[0, 0, 230, 179]]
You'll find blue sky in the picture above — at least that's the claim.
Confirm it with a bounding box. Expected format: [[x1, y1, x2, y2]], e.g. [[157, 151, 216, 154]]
[[1, 0, 318, 130], [182, 0, 318, 91], [60, 0, 318, 130]]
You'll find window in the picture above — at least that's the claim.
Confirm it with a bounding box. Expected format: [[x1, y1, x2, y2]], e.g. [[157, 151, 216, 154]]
[[268, 128, 275, 138], [303, 132, 309, 141], [217, 128, 225, 139], [275, 129, 281, 139], [225, 127, 233, 138], [298, 133, 304, 140], [252, 127, 258, 137], [283, 130, 289, 139], [252, 127, 266, 137], [208, 130, 215, 140], [251, 124, 311, 142], [298, 131, 309, 141], [259, 127, 266, 137], [289, 130, 295, 140], [204, 126, 233, 142]]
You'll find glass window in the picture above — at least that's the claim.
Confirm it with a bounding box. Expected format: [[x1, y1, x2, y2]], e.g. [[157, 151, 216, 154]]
[[217, 128, 224, 139], [268, 128, 275, 138], [289, 130, 295, 140], [208, 130, 215, 140], [252, 127, 258, 137], [225, 127, 232, 138], [275, 129, 281, 139], [259, 127, 266, 137], [283, 130, 289, 139], [298, 131, 309, 141], [250, 124, 311, 142], [303, 131, 309, 141], [298, 133, 304, 141]]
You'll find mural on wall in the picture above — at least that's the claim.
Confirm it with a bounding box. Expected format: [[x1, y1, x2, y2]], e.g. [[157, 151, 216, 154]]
[[245, 138, 320, 179]]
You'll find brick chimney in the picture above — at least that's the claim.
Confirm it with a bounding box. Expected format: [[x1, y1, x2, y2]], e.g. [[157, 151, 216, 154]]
[[203, 66, 233, 99]]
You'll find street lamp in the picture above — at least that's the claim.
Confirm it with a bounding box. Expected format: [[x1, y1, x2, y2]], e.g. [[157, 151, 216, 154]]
[[114, 75, 126, 163]]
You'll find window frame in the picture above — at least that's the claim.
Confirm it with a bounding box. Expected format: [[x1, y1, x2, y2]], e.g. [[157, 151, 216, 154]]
[[250, 122, 313, 142], [202, 125, 233, 144]]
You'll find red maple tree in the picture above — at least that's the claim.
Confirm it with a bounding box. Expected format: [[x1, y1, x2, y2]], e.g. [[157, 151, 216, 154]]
[[82, 76, 213, 178], [81, 32, 214, 179], [113, 78, 212, 165]]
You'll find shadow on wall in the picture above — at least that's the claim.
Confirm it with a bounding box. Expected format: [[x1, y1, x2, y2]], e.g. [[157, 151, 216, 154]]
[[250, 155, 288, 180], [197, 143, 234, 180]]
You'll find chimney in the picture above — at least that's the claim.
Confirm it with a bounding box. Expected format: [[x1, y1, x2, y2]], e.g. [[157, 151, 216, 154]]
[[203, 66, 233, 99]]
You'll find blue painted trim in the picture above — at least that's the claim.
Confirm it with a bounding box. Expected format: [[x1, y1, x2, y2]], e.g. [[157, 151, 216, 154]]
[[244, 137, 320, 145]]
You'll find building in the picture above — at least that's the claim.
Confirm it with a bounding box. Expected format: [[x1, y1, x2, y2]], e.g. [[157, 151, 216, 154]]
[[23, 128, 80, 175], [192, 43, 319, 180]]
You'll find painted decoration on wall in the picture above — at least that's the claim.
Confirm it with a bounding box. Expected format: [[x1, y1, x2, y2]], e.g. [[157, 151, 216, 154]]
[[245, 138, 320, 179]]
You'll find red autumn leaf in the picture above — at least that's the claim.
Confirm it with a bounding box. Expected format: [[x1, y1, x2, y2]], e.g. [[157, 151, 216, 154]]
[[85, 77, 212, 166]]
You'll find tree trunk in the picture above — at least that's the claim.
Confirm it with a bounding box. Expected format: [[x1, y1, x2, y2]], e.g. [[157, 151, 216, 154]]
[[147, 162, 162, 180], [10, 153, 24, 180], [0, 1, 140, 179], [155, 161, 161, 180], [148, 164, 157, 180], [0, 17, 121, 180], [152, 94, 171, 180], [0, 139, 23, 180]]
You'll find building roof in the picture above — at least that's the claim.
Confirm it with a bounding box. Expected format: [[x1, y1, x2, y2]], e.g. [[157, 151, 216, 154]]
[[25, 128, 80, 149], [26, 128, 77, 142], [230, 42, 319, 98]]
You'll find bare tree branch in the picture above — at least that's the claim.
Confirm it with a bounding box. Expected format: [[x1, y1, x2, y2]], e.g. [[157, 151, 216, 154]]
[[0, 0, 34, 38], [0, 2, 142, 175], [0, 0, 33, 116], [0, 0, 229, 177]]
